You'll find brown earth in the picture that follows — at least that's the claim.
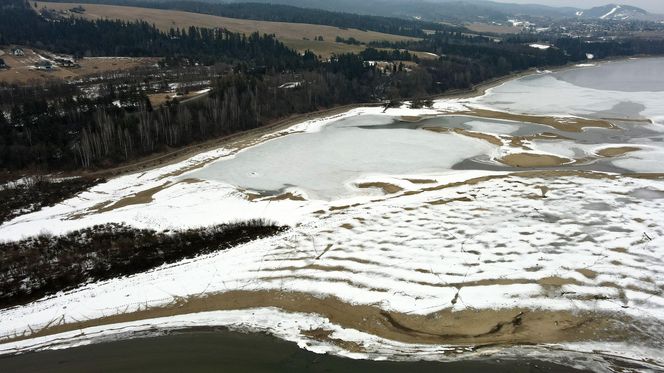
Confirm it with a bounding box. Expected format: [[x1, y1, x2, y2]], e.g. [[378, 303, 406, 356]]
[[263, 192, 307, 202], [462, 109, 614, 133], [453, 128, 503, 146], [68, 178, 201, 219], [356, 182, 404, 194], [508, 132, 572, 149], [596, 147, 641, 158], [0, 46, 157, 83], [405, 178, 437, 184], [499, 153, 572, 168]]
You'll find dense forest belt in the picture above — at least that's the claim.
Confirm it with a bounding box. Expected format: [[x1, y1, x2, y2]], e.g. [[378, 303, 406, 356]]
[[0, 177, 103, 224], [0, 221, 287, 310], [33, 1, 418, 58]]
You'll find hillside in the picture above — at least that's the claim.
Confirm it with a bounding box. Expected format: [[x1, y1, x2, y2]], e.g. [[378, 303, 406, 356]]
[[34, 2, 418, 57], [225, 0, 662, 23], [37, 0, 457, 37], [227, 0, 577, 22], [577, 4, 656, 21]]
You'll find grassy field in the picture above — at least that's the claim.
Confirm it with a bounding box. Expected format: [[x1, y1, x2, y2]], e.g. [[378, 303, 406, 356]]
[[35, 2, 417, 57], [0, 46, 157, 84]]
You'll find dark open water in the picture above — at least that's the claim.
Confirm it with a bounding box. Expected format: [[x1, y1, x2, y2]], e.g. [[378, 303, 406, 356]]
[[0, 330, 593, 373]]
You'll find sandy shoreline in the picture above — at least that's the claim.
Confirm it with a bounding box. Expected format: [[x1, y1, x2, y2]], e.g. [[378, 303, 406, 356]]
[[1, 290, 655, 350]]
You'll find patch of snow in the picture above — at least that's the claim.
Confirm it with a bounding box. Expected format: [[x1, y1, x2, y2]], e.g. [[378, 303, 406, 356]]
[[278, 82, 302, 89], [529, 43, 551, 50], [600, 5, 620, 20]]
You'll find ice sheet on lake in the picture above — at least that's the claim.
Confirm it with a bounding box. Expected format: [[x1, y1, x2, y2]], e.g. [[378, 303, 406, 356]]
[[187, 116, 496, 200], [472, 59, 664, 122]]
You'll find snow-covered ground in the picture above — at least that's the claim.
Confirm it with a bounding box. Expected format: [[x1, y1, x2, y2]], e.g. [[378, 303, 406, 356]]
[[1, 58, 663, 368]]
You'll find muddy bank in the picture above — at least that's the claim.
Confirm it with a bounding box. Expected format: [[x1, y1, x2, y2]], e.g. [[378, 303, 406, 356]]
[[596, 146, 641, 157], [6, 290, 656, 349], [460, 109, 614, 132], [499, 153, 572, 168]]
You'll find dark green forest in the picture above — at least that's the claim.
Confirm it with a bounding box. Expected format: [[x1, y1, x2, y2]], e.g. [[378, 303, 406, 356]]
[[2, 1, 302, 67]]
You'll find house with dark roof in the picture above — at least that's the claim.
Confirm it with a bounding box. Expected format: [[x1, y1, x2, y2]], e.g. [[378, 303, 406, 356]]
[[35, 60, 53, 70]]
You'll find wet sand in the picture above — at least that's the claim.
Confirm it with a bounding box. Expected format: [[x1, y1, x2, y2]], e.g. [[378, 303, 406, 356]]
[[356, 182, 404, 194], [67, 178, 202, 219], [499, 153, 572, 168], [596, 146, 641, 157], [460, 109, 614, 133], [5, 290, 653, 348]]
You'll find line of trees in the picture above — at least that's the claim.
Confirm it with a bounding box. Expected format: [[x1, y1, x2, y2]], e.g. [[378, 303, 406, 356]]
[[0, 0, 302, 68], [38, 0, 463, 37]]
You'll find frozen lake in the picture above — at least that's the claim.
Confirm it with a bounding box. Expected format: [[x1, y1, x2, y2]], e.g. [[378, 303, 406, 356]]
[[474, 57, 664, 120], [188, 115, 495, 199], [188, 58, 664, 199]]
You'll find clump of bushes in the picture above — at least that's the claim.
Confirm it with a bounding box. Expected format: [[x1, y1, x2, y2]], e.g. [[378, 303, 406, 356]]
[[0, 220, 287, 308], [0, 176, 103, 224]]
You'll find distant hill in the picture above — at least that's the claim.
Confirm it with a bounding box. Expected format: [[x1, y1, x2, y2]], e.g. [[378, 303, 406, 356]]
[[35, 0, 664, 24], [576, 4, 658, 21], [225, 0, 572, 22], [226, 0, 662, 23]]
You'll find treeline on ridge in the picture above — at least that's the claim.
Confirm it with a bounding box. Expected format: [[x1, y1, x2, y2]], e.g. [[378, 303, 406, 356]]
[[37, 0, 463, 37], [1, 0, 302, 67]]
